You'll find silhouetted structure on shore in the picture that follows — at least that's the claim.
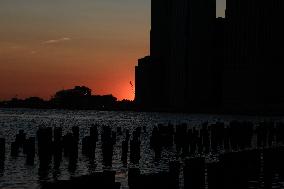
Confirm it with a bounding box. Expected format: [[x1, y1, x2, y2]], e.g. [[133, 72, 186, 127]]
[[0, 86, 135, 111], [136, 0, 284, 113], [51, 86, 117, 109]]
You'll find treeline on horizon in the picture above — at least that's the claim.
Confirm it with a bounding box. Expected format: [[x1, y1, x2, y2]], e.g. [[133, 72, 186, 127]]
[[0, 86, 134, 111]]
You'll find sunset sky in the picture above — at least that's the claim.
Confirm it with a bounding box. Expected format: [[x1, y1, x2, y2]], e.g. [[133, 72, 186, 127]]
[[0, 0, 226, 101]]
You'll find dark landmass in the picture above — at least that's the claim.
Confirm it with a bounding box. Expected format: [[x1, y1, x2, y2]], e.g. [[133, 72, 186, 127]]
[[1, 86, 283, 115], [0, 86, 135, 111]]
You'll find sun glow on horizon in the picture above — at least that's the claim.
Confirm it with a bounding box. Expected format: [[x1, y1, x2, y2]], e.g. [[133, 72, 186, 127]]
[[0, 0, 225, 101]]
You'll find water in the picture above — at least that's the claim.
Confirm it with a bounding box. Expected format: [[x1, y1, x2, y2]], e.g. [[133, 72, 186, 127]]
[[0, 108, 283, 189]]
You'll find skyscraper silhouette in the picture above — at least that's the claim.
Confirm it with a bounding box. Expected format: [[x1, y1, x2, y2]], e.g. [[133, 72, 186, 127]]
[[224, 0, 284, 112], [136, 0, 284, 112]]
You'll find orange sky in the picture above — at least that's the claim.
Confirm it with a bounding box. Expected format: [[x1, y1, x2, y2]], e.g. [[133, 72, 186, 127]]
[[0, 0, 225, 101], [0, 0, 150, 101]]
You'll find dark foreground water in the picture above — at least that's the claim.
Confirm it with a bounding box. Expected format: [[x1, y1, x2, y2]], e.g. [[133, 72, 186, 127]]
[[0, 108, 283, 189]]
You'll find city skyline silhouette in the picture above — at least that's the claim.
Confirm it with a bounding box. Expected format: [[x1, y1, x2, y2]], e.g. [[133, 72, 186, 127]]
[[136, 0, 284, 113]]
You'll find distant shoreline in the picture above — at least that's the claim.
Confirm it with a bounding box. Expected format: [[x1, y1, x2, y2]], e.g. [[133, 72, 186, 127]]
[[1, 106, 284, 117]]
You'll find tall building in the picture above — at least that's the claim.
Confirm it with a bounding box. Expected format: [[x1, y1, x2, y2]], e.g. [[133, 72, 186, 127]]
[[136, 0, 217, 111], [150, 0, 172, 60], [168, 0, 216, 110], [135, 56, 163, 108], [135, 0, 172, 109], [136, 0, 284, 112], [224, 0, 284, 111]]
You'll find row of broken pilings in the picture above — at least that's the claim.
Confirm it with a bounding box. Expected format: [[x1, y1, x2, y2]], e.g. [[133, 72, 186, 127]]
[[206, 147, 284, 189], [147, 121, 284, 189], [127, 147, 284, 189], [36, 126, 81, 173], [150, 120, 284, 159], [7, 124, 142, 173], [6, 120, 284, 172], [8, 126, 82, 173], [8, 127, 77, 173], [4, 120, 284, 166], [189, 148, 284, 189], [2, 121, 284, 189], [82, 125, 141, 167]]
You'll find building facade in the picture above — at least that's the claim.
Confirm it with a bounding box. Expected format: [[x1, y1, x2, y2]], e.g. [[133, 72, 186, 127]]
[[136, 0, 284, 112], [224, 0, 284, 111]]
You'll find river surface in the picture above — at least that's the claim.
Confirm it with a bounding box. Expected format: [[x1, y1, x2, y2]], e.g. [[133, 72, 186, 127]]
[[0, 108, 283, 189]]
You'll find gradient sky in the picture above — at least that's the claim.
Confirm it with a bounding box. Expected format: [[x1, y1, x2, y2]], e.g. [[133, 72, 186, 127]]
[[0, 0, 226, 101]]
